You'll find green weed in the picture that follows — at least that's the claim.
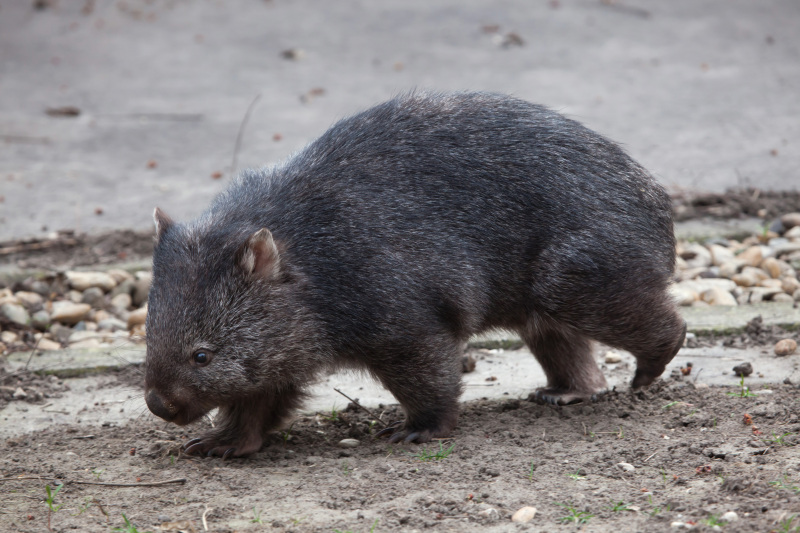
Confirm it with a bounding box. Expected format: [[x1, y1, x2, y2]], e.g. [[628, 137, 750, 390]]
[[251, 507, 263, 524], [770, 474, 800, 494], [112, 513, 152, 533], [764, 431, 793, 446], [608, 501, 631, 512], [727, 376, 756, 398], [567, 471, 585, 481], [44, 484, 64, 532], [556, 503, 593, 524], [411, 441, 455, 462]]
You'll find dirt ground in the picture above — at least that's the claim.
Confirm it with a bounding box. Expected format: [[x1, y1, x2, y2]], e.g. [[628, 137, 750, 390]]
[[2, 357, 800, 533]]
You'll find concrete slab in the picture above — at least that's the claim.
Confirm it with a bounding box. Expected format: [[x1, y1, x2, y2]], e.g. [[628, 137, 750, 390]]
[[2, 0, 799, 241], [4, 302, 798, 439]]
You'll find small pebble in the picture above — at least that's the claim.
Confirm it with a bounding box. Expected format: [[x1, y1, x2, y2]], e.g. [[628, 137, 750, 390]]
[[616, 462, 635, 472], [50, 301, 91, 325], [13, 387, 27, 400], [511, 506, 537, 523], [1, 303, 30, 326], [775, 339, 797, 356], [604, 351, 622, 364], [720, 511, 738, 522], [732, 362, 753, 377], [477, 507, 499, 521], [337, 438, 360, 448], [65, 271, 117, 292], [127, 306, 148, 329]]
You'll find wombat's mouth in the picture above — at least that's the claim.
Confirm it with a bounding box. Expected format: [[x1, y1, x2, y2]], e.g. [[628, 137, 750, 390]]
[[145, 388, 209, 425]]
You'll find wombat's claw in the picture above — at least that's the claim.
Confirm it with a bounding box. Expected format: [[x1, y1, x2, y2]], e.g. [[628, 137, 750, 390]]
[[374, 421, 402, 439], [533, 388, 606, 406]]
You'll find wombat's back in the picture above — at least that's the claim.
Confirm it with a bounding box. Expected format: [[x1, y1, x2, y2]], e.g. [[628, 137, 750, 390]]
[[203, 92, 675, 344]]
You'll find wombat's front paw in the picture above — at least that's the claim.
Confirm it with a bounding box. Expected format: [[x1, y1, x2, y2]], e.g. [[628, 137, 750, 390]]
[[375, 420, 454, 444], [532, 387, 607, 406], [183, 432, 263, 459]]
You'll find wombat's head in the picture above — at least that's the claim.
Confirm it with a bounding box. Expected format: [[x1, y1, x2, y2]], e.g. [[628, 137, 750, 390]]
[[144, 208, 309, 425]]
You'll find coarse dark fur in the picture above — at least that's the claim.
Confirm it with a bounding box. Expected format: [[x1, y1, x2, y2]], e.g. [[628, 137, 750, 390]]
[[144, 91, 686, 457]]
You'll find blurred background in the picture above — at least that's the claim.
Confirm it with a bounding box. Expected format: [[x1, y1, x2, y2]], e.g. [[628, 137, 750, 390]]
[[0, 0, 797, 240]]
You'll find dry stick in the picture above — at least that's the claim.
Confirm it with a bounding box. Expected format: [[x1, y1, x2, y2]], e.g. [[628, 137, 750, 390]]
[[229, 93, 262, 180], [333, 388, 388, 427], [0, 476, 186, 487], [24, 335, 44, 371], [202, 504, 212, 531], [0, 238, 78, 255]]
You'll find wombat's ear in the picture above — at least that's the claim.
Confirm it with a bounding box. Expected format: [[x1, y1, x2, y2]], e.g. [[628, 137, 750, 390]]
[[238, 228, 281, 280], [153, 207, 174, 243]]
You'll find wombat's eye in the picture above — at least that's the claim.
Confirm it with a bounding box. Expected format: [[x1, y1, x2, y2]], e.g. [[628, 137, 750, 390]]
[[192, 351, 212, 366]]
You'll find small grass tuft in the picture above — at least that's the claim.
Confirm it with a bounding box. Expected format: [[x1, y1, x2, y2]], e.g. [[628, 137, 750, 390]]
[[112, 513, 152, 533], [411, 441, 455, 462], [727, 376, 757, 398], [608, 501, 631, 512], [556, 503, 593, 524]]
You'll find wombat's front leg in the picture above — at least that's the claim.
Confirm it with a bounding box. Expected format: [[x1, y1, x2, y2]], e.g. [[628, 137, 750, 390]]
[[373, 343, 463, 444], [183, 385, 304, 458], [522, 326, 608, 405]]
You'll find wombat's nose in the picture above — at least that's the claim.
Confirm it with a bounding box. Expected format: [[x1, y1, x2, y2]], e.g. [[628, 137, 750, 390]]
[[145, 389, 178, 421]]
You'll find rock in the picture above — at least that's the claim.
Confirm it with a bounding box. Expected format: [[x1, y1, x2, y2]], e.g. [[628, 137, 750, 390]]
[[111, 293, 133, 311], [94, 309, 110, 322], [616, 462, 635, 472], [786, 225, 800, 239], [337, 438, 360, 448], [758, 278, 783, 289], [127, 306, 147, 329], [65, 271, 117, 292], [81, 287, 106, 308], [708, 244, 735, 266], [680, 243, 712, 268], [14, 291, 44, 311], [701, 287, 737, 306], [68, 290, 83, 303], [737, 245, 766, 267], [761, 257, 784, 278], [31, 310, 51, 330], [28, 280, 52, 296], [132, 275, 152, 307], [775, 339, 798, 356], [12, 387, 27, 400], [718, 260, 744, 279], [720, 511, 739, 522], [670, 285, 697, 306], [477, 507, 499, 521], [36, 338, 62, 351], [511, 506, 537, 523], [111, 279, 135, 298], [773, 293, 794, 303], [1, 331, 18, 344], [1, 303, 30, 326], [781, 212, 800, 230], [676, 279, 736, 294], [50, 301, 91, 325], [795, 288, 800, 301], [107, 269, 134, 284], [782, 276, 800, 294], [732, 362, 753, 377], [97, 317, 128, 332], [69, 338, 103, 349], [130, 323, 146, 338], [69, 331, 102, 343], [49, 324, 73, 345], [604, 351, 622, 364]]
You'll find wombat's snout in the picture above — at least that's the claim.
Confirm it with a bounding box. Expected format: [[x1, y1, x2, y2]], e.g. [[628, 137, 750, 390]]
[[145, 388, 180, 422]]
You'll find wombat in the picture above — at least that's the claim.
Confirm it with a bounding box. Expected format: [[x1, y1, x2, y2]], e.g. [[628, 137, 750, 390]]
[[144, 91, 686, 458]]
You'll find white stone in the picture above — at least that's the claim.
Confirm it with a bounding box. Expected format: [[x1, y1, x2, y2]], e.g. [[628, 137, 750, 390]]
[[107, 269, 134, 284], [1, 331, 19, 344], [720, 511, 739, 522], [50, 301, 91, 325], [477, 508, 499, 521], [511, 506, 537, 523], [708, 244, 735, 266], [785, 226, 800, 239], [65, 271, 117, 292], [337, 438, 360, 448], [14, 291, 43, 309], [616, 462, 635, 472], [737, 245, 766, 267], [111, 293, 132, 310], [604, 351, 622, 364], [773, 293, 794, 303], [701, 287, 737, 306], [35, 338, 62, 351], [718, 260, 744, 279], [1, 303, 30, 326], [782, 277, 800, 294], [681, 243, 712, 268], [675, 279, 736, 294], [13, 387, 27, 399]]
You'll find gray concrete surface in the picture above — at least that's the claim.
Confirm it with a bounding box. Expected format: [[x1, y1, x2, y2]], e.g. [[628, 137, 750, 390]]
[[3, 303, 798, 439], [1, 0, 799, 241]]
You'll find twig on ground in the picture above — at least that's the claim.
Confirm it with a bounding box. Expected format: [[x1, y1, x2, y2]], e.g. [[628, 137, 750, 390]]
[[333, 388, 388, 427]]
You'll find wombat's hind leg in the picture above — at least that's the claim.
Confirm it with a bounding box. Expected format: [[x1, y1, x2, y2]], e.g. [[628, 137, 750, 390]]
[[183, 385, 304, 458], [372, 343, 463, 444], [522, 323, 608, 405]]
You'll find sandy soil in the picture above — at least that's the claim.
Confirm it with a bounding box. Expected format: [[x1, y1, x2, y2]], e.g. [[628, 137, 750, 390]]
[[2, 361, 800, 533]]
